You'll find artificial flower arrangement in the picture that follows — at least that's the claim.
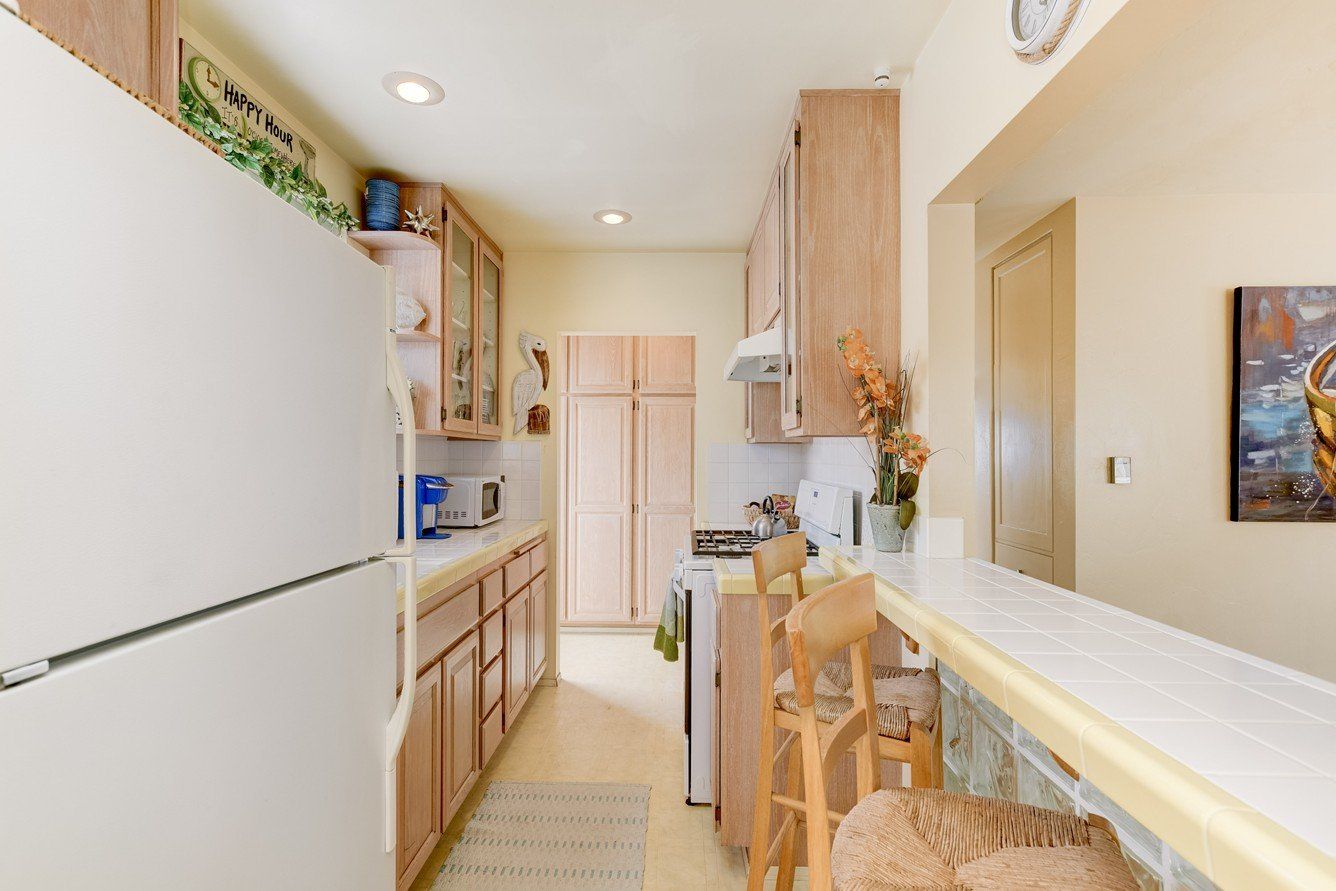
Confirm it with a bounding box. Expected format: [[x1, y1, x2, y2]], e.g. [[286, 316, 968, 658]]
[[837, 327, 937, 550]]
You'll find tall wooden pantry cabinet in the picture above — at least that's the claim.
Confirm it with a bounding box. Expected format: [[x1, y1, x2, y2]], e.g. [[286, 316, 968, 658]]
[[562, 335, 695, 626]]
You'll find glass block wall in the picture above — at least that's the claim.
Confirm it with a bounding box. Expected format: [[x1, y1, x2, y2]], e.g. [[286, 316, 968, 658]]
[[938, 663, 1220, 891]]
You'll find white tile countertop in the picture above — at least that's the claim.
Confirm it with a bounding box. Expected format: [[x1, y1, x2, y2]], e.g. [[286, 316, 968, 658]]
[[821, 545, 1336, 890], [392, 519, 547, 611]]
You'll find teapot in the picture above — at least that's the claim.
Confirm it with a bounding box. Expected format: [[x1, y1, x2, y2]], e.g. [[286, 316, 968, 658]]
[[751, 496, 788, 540]]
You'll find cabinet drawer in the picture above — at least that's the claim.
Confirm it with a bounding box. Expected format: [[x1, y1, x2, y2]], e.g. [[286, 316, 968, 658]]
[[398, 584, 480, 682], [528, 540, 547, 578], [480, 702, 504, 765], [480, 656, 504, 718], [503, 551, 531, 598], [480, 570, 504, 615], [481, 611, 504, 665]]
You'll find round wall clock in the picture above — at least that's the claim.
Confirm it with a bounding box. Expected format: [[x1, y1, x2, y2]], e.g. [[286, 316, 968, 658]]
[[1005, 0, 1090, 64]]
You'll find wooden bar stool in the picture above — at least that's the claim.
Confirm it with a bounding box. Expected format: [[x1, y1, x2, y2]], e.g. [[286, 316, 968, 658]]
[[786, 572, 1138, 891], [747, 534, 941, 891]]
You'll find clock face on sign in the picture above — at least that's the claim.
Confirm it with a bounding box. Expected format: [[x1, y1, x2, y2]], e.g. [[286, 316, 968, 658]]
[[1006, 0, 1088, 63]]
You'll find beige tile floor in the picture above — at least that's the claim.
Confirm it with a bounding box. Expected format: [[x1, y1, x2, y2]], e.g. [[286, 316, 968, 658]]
[[411, 631, 804, 890]]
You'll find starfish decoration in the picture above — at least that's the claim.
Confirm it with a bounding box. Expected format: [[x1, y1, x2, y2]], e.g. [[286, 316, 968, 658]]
[[402, 205, 440, 236]]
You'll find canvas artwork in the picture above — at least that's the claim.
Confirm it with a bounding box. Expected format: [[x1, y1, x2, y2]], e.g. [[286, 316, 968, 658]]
[[1231, 286, 1336, 521]]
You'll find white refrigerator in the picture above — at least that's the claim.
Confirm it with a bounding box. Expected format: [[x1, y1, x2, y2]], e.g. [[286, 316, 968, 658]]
[[0, 13, 421, 889]]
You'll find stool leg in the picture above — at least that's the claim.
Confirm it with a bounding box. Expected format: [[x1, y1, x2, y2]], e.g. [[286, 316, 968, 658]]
[[908, 722, 934, 789], [747, 712, 778, 891], [775, 740, 803, 890], [931, 718, 944, 789]]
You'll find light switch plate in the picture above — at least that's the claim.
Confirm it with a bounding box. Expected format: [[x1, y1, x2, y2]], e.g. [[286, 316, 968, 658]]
[[1108, 456, 1132, 485]]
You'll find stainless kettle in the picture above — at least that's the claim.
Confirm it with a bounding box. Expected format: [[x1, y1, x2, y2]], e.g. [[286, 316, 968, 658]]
[[751, 496, 787, 539]]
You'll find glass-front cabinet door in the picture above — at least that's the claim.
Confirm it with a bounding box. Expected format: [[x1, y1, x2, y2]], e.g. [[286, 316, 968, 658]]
[[478, 246, 502, 436], [444, 212, 478, 434], [779, 129, 802, 433]]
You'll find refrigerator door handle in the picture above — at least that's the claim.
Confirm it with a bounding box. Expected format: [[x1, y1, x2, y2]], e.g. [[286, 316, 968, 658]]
[[377, 267, 417, 853]]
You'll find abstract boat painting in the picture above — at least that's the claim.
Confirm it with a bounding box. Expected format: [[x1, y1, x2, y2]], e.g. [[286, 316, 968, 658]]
[[1231, 286, 1336, 521]]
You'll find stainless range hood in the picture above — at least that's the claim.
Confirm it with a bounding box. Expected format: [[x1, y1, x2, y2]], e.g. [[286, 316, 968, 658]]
[[723, 326, 782, 382]]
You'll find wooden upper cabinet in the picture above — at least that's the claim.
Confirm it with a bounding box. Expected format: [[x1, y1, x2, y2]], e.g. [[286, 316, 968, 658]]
[[443, 207, 480, 436], [22, 0, 178, 110], [636, 335, 695, 394], [390, 184, 502, 440], [476, 245, 503, 437], [566, 335, 635, 394], [769, 91, 899, 437]]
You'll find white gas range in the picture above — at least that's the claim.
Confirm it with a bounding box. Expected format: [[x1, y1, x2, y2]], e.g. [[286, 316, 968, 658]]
[[672, 480, 855, 806]]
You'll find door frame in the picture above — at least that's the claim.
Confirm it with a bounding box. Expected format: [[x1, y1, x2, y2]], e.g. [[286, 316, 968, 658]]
[[558, 332, 698, 628]]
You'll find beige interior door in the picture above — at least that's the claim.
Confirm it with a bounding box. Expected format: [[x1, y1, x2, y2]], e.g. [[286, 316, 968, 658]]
[[993, 237, 1055, 559], [984, 201, 1075, 588], [564, 395, 634, 622], [634, 395, 695, 625]]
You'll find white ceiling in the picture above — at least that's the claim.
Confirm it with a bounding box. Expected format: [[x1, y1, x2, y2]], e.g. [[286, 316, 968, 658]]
[[975, 0, 1336, 255], [181, 0, 951, 251]]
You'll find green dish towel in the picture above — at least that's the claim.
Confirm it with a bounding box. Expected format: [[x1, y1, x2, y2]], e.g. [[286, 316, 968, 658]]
[[653, 578, 683, 662]]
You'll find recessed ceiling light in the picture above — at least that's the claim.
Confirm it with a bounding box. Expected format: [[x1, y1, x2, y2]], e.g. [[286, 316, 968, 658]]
[[594, 209, 631, 225], [382, 71, 444, 106]]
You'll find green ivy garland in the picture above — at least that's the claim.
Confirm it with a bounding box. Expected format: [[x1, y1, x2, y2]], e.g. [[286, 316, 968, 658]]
[[177, 82, 359, 234]]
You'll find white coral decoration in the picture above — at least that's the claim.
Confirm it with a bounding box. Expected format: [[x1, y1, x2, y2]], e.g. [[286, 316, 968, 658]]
[[395, 290, 427, 330], [402, 205, 439, 236]]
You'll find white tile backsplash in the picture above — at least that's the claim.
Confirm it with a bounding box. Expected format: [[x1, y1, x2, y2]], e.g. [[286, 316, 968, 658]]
[[705, 442, 807, 524], [393, 438, 543, 522]]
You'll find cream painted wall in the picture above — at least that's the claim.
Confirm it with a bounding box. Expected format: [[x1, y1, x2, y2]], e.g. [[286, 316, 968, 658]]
[[177, 21, 365, 216], [900, 0, 1209, 553], [500, 251, 745, 623], [1075, 195, 1336, 681]]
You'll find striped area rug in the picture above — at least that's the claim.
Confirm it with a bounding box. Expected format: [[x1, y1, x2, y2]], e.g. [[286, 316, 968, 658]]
[[431, 781, 650, 889]]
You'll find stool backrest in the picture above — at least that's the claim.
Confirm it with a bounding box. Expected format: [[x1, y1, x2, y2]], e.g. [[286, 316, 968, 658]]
[[750, 532, 810, 699], [784, 572, 882, 890]]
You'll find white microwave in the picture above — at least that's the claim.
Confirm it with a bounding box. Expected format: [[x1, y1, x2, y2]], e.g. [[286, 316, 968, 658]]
[[438, 474, 505, 527]]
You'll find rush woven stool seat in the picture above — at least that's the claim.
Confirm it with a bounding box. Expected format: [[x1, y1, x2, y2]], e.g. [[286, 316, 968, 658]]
[[783, 572, 1138, 891], [746, 534, 942, 891], [773, 662, 939, 742], [832, 788, 1136, 890]]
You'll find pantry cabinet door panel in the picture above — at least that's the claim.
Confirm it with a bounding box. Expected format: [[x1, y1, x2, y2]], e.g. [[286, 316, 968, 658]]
[[566, 335, 635, 394], [637, 335, 695, 394], [634, 395, 694, 626], [565, 395, 633, 623], [567, 512, 633, 623], [635, 511, 692, 626], [637, 396, 695, 512]]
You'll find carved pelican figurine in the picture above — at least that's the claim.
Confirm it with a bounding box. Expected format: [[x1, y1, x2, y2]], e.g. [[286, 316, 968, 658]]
[[512, 331, 550, 434]]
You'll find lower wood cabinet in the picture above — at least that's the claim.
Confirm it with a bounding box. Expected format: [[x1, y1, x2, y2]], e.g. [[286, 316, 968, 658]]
[[529, 573, 548, 686], [394, 534, 548, 890], [396, 662, 442, 890], [442, 632, 480, 825], [504, 587, 531, 725]]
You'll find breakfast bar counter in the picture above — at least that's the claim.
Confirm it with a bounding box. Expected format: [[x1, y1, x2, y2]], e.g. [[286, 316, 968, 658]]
[[820, 545, 1336, 890], [393, 519, 547, 611]]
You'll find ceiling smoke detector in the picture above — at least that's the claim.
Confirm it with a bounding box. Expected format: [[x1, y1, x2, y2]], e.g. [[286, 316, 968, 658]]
[[873, 66, 894, 88]]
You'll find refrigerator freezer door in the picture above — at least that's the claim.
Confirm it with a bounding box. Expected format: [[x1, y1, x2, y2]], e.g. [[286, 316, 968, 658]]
[[0, 18, 396, 669], [0, 561, 395, 890]]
